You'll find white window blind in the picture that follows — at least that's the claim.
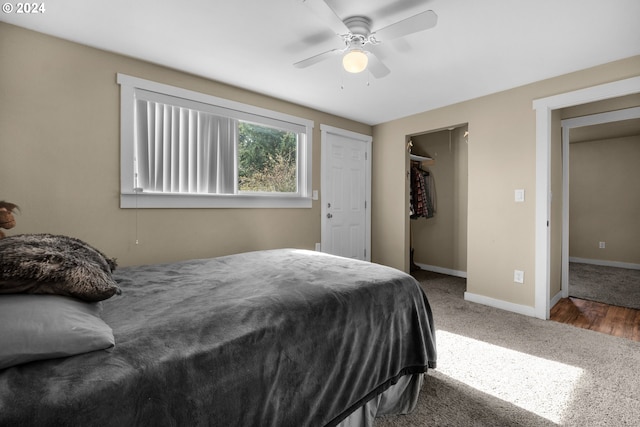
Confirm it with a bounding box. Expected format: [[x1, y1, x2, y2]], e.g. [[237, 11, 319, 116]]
[[135, 94, 237, 195]]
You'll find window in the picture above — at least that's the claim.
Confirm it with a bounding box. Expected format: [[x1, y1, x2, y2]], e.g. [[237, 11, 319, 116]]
[[118, 74, 313, 208]]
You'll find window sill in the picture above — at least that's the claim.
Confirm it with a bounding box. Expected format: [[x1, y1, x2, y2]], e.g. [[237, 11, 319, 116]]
[[120, 193, 312, 209]]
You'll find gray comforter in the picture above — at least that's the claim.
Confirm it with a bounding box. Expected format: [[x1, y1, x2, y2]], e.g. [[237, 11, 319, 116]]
[[0, 249, 436, 426]]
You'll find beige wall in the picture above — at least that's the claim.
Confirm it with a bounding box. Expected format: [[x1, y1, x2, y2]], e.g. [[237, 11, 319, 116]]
[[410, 126, 468, 273], [0, 23, 371, 266], [372, 55, 640, 309], [569, 135, 640, 264], [371, 124, 411, 271]]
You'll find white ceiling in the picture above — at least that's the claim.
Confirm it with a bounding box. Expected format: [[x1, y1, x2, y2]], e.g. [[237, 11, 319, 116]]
[[2, 0, 639, 125]]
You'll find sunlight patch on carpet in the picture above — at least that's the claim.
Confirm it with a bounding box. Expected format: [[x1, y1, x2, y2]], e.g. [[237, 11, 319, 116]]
[[436, 330, 584, 424]]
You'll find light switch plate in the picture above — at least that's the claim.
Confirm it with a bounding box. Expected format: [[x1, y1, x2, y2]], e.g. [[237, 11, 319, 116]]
[[514, 270, 524, 284], [515, 189, 525, 202]]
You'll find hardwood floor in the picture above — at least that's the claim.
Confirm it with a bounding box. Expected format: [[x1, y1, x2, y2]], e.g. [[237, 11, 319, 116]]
[[550, 297, 640, 342]]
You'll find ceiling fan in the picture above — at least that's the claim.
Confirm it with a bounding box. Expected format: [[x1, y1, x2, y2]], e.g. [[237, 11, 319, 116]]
[[294, 0, 438, 78]]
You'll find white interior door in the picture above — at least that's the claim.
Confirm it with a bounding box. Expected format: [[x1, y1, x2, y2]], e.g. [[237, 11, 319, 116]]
[[321, 125, 371, 260]]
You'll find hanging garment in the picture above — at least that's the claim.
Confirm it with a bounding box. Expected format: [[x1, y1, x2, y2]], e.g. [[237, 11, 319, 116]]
[[424, 171, 435, 218], [410, 165, 435, 219]]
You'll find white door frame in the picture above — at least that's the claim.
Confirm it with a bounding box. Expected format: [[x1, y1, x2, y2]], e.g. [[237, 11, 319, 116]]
[[532, 76, 640, 319], [320, 124, 372, 260], [560, 106, 640, 297]]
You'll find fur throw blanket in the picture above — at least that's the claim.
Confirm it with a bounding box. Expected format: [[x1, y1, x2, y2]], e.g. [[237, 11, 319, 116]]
[[0, 234, 121, 302]]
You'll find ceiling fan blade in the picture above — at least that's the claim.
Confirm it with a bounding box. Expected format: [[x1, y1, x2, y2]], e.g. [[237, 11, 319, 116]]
[[294, 48, 341, 68], [299, 0, 349, 35], [366, 52, 391, 79], [373, 10, 438, 41]]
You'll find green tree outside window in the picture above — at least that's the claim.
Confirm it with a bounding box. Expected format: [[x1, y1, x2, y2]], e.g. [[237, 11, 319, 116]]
[[238, 122, 298, 193]]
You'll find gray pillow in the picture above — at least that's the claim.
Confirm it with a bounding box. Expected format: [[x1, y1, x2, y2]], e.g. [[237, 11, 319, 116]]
[[0, 234, 120, 302], [0, 294, 115, 370]]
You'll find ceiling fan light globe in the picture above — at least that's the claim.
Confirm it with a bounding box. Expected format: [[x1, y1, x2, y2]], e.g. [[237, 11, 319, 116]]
[[343, 50, 368, 73]]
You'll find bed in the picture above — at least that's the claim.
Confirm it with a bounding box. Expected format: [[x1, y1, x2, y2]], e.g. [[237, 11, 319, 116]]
[[0, 236, 436, 427]]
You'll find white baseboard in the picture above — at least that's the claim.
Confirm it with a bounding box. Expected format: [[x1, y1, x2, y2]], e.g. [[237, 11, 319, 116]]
[[569, 257, 640, 270], [550, 290, 563, 308], [416, 264, 536, 317], [464, 292, 536, 317], [415, 263, 467, 278]]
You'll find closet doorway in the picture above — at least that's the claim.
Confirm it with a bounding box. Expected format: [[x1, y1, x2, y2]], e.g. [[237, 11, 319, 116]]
[[408, 125, 468, 278]]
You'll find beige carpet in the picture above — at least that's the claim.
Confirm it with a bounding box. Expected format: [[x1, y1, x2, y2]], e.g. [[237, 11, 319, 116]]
[[569, 262, 640, 310], [376, 270, 640, 426]]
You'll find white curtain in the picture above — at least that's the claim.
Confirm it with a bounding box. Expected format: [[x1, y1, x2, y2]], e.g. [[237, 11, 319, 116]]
[[134, 99, 236, 194]]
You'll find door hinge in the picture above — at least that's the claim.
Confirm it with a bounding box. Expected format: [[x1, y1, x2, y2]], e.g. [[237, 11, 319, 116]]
[[364, 248, 367, 258], [364, 200, 367, 209], [365, 152, 368, 160]]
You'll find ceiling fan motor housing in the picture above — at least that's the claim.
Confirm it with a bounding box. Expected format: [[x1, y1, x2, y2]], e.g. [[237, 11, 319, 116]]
[[344, 16, 371, 37]]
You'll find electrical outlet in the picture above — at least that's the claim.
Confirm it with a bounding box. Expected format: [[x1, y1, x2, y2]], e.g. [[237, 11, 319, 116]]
[[514, 270, 524, 284], [599, 241, 606, 249]]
